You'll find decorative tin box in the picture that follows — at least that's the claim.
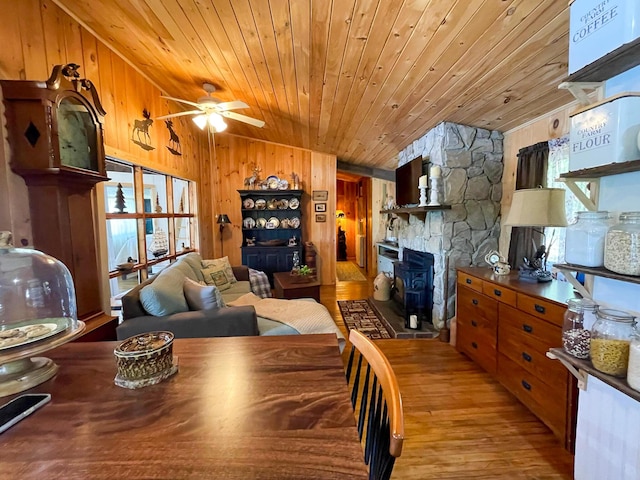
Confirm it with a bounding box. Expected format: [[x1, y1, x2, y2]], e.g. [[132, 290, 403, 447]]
[[114, 331, 177, 389], [569, 93, 640, 172], [569, 0, 640, 75]]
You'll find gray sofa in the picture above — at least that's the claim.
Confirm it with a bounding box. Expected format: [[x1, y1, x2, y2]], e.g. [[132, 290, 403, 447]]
[[118, 254, 260, 340]]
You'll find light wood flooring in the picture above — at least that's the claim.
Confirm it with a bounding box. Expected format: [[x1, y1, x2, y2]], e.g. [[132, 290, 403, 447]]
[[320, 280, 574, 479]]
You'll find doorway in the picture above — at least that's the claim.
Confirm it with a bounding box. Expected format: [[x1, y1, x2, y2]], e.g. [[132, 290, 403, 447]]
[[336, 172, 370, 282]]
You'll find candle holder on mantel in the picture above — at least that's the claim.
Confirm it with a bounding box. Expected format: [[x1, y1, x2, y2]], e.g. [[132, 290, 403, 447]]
[[427, 176, 441, 206], [418, 186, 428, 207]]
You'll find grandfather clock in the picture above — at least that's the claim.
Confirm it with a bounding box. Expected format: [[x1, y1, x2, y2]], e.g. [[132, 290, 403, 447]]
[[1, 64, 115, 337]]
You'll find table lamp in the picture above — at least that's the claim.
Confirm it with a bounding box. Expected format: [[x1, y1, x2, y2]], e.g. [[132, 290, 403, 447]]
[[504, 187, 568, 282], [217, 214, 231, 256]]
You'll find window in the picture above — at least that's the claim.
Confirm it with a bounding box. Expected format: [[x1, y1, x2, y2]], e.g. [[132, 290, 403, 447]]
[[104, 158, 197, 304]]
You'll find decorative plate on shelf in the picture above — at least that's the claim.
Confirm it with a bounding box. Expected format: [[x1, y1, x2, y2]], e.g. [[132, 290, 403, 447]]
[[267, 216, 280, 228], [254, 198, 266, 209], [266, 175, 280, 190], [278, 179, 289, 190], [289, 198, 300, 209], [243, 217, 256, 229], [256, 217, 267, 228], [267, 199, 278, 210], [242, 198, 255, 209], [0, 318, 69, 351], [289, 216, 300, 228], [280, 218, 290, 228], [278, 199, 289, 209]]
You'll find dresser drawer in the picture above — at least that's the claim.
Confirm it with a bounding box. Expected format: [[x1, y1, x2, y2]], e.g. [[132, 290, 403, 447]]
[[457, 303, 497, 346], [498, 353, 568, 441], [516, 294, 565, 327], [498, 305, 567, 391], [457, 272, 483, 293], [457, 326, 497, 375], [482, 282, 517, 307], [457, 285, 497, 320]]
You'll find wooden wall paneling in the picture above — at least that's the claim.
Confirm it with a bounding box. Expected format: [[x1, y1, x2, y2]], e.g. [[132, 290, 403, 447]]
[[363, 177, 372, 275], [197, 131, 214, 258], [289, 0, 311, 149], [499, 103, 574, 255], [0, 2, 25, 79], [310, 151, 337, 285], [17, 0, 49, 80], [41, 0, 67, 68], [96, 42, 118, 150]]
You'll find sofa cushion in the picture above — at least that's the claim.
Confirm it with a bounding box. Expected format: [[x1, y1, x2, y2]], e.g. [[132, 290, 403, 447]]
[[179, 252, 205, 282], [139, 264, 191, 316], [202, 256, 237, 283], [183, 278, 225, 310], [221, 281, 252, 303], [201, 264, 232, 291]]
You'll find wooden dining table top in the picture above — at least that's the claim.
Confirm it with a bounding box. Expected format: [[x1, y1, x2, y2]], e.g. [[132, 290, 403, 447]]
[[1, 334, 368, 480]]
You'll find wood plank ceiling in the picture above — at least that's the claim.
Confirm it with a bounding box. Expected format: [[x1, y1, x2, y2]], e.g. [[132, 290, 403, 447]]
[[53, 0, 572, 170]]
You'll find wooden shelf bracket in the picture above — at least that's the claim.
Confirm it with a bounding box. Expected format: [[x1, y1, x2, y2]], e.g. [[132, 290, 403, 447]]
[[558, 81, 604, 106], [547, 351, 588, 390]]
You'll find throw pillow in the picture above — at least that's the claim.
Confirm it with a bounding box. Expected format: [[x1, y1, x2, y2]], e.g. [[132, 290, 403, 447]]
[[202, 256, 237, 284], [201, 264, 232, 291], [183, 278, 225, 310], [139, 265, 190, 316]]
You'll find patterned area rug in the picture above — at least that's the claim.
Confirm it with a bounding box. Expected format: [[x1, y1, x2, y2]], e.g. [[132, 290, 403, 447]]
[[336, 261, 367, 281], [338, 299, 392, 339]]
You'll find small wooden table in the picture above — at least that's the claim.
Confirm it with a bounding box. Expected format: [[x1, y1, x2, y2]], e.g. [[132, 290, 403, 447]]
[[273, 271, 321, 302], [2, 335, 367, 480]]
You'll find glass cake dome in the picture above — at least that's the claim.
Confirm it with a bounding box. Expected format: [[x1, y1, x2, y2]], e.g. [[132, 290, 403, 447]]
[[0, 231, 85, 396]]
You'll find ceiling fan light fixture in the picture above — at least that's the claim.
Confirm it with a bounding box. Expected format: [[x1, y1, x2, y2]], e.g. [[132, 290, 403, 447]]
[[192, 114, 208, 130], [208, 112, 227, 132]]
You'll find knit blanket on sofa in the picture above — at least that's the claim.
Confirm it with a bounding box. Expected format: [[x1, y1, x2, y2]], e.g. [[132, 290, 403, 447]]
[[227, 293, 345, 350]]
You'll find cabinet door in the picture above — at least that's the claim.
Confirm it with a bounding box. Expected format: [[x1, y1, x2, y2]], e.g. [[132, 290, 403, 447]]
[[243, 250, 262, 270], [263, 251, 281, 273]]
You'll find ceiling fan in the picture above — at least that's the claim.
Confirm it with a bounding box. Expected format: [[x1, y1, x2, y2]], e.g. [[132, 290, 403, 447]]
[[157, 83, 265, 132]]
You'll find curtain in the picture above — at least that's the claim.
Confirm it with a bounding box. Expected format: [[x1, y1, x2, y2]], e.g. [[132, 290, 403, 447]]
[[507, 141, 549, 268]]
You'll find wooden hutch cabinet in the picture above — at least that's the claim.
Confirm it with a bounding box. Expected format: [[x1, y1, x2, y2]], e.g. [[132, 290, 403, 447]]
[[239, 189, 303, 284]]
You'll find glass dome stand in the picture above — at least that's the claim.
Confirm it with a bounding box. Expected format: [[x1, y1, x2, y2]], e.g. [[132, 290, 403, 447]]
[[0, 322, 85, 397]]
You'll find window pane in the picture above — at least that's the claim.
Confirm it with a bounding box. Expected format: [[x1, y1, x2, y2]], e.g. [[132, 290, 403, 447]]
[[105, 160, 135, 213], [147, 218, 170, 259], [175, 217, 192, 251], [148, 259, 171, 278], [173, 178, 190, 213], [106, 218, 139, 271], [143, 170, 168, 213], [110, 271, 140, 298]]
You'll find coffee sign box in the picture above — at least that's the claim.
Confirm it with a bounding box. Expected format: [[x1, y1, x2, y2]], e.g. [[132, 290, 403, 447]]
[[569, 0, 640, 75], [569, 93, 640, 171]]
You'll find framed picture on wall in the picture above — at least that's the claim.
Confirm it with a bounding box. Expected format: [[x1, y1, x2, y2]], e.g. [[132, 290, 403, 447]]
[[315, 214, 327, 223], [312, 190, 328, 201], [314, 203, 326, 212]]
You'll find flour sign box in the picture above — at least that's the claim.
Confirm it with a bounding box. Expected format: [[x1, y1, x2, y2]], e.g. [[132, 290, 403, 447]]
[[570, 93, 640, 171], [569, 0, 640, 75]]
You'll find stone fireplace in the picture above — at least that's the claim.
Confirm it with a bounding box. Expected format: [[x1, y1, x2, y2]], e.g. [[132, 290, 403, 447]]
[[393, 249, 434, 325], [389, 122, 504, 330]]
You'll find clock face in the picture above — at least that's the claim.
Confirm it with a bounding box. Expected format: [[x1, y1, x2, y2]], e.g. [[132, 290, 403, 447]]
[[57, 96, 98, 171]]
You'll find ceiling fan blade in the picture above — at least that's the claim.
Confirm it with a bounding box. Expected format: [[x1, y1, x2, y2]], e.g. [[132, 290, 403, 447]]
[[214, 100, 249, 111], [156, 110, 202, 120], [219, 110, 265, 128], [161, 95, 203, 110]]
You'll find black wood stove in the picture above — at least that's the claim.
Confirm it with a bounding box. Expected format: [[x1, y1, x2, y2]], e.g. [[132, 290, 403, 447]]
[[392, 249, 434, 328]]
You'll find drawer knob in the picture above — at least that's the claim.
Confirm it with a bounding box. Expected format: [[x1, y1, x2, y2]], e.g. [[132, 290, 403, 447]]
[[494, 289, 502, 296], [521, 380, 532, 391], [472, 299, 479, 305], [471, 342, 478, 349], [522, 324, 533, 333], [471, 320, 478, 327], [522, 352, 532, 362], [534, 304, 546, 314], [466, 278, 472, 284]]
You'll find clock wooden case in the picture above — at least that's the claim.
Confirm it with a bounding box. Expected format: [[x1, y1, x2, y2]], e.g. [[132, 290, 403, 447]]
[[1, 64, 116, 339]]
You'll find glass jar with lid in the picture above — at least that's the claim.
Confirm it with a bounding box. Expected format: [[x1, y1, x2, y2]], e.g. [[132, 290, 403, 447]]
[[590, 308, 635, 377], [604, 212, 640, 275], [562, 298, 598, 359], [565, 211, 610, 267], [627, 330, 640, 392]]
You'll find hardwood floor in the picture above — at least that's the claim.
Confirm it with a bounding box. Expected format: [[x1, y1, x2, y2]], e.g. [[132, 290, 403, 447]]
[[320, 280, 574, 479]]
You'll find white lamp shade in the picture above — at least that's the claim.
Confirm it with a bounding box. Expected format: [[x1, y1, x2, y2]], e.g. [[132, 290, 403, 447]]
[[192, 114, 208, 130], [505, 188, 568, 227]]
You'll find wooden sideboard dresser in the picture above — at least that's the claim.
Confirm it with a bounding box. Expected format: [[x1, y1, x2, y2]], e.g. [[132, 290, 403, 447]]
[[456, 266, 579, 451]]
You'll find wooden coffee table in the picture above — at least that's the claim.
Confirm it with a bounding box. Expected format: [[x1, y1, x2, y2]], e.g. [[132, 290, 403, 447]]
[[273, 271, 321, 302]]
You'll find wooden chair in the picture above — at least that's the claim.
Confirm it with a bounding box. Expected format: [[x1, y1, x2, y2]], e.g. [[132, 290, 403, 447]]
[[345, 329, 404, 480]]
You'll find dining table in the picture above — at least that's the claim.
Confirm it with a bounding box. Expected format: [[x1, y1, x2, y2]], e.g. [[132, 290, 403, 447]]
[[0, 334, 368, 479]]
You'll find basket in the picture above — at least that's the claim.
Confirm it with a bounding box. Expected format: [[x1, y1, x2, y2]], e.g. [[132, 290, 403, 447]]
[[114, 331, 174, 381]]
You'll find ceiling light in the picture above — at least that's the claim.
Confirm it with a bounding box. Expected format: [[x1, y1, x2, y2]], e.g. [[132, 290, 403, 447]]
[[192, 114, 208, 130]]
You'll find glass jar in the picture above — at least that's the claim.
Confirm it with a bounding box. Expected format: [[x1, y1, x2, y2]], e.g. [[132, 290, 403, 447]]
[[604, 212, 640, 275], [627, 331, 640, 392], [590, 309, 635, 377], [565, 211, 610, 267], [562, 298, 598, 359]]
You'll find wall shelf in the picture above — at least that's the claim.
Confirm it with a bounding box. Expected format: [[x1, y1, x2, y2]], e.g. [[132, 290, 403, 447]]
[[548, 348, 640, 403], [380, 205, 451, 220], [554, 263, 640, 286], [566, 36, 640, 83], [560, 159, 640, 180]]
